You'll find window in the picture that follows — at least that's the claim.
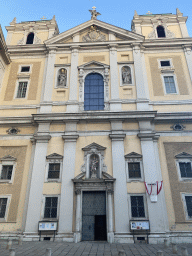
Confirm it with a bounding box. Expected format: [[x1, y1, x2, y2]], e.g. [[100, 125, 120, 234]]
[[44, 197, 58, 219], [21, 66, 30, 72], [0, 198, 8, 218], [179, 163, 192, 178], [160, 61, 170, 67], [48, 163, 60, 179], [163, 76, 177, 94], [185, 196, 192, 218], [26, 33, 34, 44], [0, 166, 13, 180], [130, 196, 145, 218], [175, 152, 192, 181], [157, 26, 166, 38], [16, 81, 28, 98], [128, 162, 141, 178], [84, 73, 104, 111]]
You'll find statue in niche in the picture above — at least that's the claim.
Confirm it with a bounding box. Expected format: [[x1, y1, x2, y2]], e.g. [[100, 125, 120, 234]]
[[58, 68, 67, 87], [122, 66, 132, 84], [90, 154, 99, 178]]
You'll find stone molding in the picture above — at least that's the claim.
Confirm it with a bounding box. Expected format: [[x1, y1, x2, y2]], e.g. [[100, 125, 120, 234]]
[[137, 132, 159, 141], [62, 134, 79, 142], [109, 134, 126, 141], [31, 135, 51, 143]]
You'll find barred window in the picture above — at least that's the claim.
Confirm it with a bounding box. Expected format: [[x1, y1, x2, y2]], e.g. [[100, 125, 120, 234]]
[[131, 196, 145, 218], [0, 198, 8, 218], [185, 196, 192, 218], [48, 163, 60, 179], [0, 165, 13, 180], [44, 197, 58, 218], [128, 162, 141, 178], [164, 76, 177, 94], [179, 162, 192, 178], [17, 82, 28, 98]]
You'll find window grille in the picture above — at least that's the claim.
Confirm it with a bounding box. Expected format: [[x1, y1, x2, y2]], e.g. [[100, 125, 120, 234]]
[[17, 82, 28, 98], [0, 198, 7, 218], [128, 162, 141, 178], [179, 162, 192, 178], [185, 196, 192, 217], [44, 197, 58, 218], [84, 73, 104, 111], [1, 165, 13, 180], [48, 163, 60, 179], [164, 76, 176, 94], [131, 196, 145, 218]]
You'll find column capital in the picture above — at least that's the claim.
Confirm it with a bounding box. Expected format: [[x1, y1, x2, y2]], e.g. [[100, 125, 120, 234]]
[[109, 133, 126, 141], [137, 132, 159, 141], [108, 43, 118, 51], [75, 189, 81, 195], [182, 45, 192, 55], [62, 134, 79, 142], [31, 134, 51, 143]]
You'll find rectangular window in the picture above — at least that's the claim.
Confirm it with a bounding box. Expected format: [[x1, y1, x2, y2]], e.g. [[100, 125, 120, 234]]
[[164, 76, 177, 94], [160, 61, 170, 67], [185, 196, 192, 218], [179, 162, 192, 178], [17, 82, 28, 98], [0, 198, 8, 218], [0, 165, 13, 180], [131, 196, 145, 218], [128, 162, 141, 178], [21, 66, 30, 72], [48, 163, 60, 179], [44, 197, 58, 218]]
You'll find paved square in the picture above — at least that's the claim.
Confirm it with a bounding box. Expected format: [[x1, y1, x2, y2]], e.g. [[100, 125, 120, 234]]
[[1, 241, 192, 255]]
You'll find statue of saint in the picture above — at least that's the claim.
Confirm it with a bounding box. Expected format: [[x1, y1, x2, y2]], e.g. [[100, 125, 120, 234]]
[[122, 66, 132, 84], [90, 155, 99, 178], [58, 69, 67, 87], [89, 6, 101, 20]]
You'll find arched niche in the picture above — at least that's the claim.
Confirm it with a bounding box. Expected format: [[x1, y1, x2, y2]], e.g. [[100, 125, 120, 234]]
[[26, 33, 34, 44], [57, 68, 67, 87]]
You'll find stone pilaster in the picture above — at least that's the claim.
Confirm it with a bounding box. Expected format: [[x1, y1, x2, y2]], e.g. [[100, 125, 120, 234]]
[[107, 188, 114, 243], [109, 44, 121, 111], [67, 46, 80, 112], [74, 189, 81, 243], [183, 45, 192, 83]]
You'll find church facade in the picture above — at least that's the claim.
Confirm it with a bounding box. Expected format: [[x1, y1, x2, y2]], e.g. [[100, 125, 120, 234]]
[[0, 8, 192, 244]]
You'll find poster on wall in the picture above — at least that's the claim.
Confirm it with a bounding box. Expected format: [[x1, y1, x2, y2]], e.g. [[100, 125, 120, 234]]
[[39, 222, 57, 231], [130, 221, 149, 230]]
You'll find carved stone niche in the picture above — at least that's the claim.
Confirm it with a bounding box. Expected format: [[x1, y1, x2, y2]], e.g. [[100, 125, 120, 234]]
[[78, 61, 110, 111], [81, 142, 107, 179]]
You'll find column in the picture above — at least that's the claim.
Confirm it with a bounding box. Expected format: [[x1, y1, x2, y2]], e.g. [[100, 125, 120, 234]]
[[109, 44, 122, 111], [58, 132, 79, 240], [74, 189, 81, 243], [25, 133, 51, 232], [67, 46, 79, 112], [132, 43, 150, 110], [183, 45, 192, 83], [109, 133, 129, 233], [107, 189, 114, 243], [138, 122, 168, 234], [41, 47, 56, 113]]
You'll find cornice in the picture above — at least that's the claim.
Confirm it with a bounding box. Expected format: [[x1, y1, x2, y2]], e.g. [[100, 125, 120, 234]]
[[109, 133, 126, 141], [7, 45, 46, 56], [137, 132, 159, 141], [31, 134, 51, 143], [0, 116, 33, 125], [62, 134, 79, 142]]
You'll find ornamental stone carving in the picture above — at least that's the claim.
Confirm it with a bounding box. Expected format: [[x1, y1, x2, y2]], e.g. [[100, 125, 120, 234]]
[[82, 26, 106, 42], [122, 66, 132, 84]]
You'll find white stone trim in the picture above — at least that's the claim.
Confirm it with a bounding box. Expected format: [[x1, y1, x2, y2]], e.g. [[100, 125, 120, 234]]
[[44, 158, 63, 183], [175, 158, 192, 182], [127, 193, 148, 220], [41, 195, 61, 221], [181, 193, 192, 221], [118, 64, 134, 87], [125, 157, 144, 183], [18, 64, 32, 74], [0, 195, 11, 222], [0, 158, 16, 184], [157, 58, 173, 69], [161, 73, 179, 95], [54, 66, 69, 88]]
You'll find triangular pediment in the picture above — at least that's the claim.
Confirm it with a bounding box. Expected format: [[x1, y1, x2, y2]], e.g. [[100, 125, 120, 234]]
[[124, 152, 142, 158], [78, 60, 109, 69], [46, 153, 63, 159], [73, 171, 115, 182], [175, 152, 192, 159], [82, 142, 106, 151], [45, 19, 144, 45], [0, 155, 17, 161]]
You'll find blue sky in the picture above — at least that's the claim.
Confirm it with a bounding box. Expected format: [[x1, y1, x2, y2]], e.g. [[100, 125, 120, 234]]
[[0, 0, 192, 38]]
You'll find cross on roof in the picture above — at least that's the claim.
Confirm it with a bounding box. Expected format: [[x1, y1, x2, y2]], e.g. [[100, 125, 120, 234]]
[[146, 11, 152, 15], [40, 16, 47, 20]]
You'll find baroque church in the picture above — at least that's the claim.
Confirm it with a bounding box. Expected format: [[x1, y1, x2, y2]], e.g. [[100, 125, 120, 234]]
[[0, 7, 192, 244]]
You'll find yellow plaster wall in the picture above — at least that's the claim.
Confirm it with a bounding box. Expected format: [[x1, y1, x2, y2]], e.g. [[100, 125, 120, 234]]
[[50, 124, 65, 132], [0, 109, 37, 117], [55, 54, 71, 64], [78, 52, 110, 65], [142, 26, 153, 38], [117, 51, 133, 62], [43, 183, 61, 194], [77, 123, 110, 132], [153, 104, 192, 112], [155, 124, 172, 131], [0, 126, 35, 135], [74, 136, 112, 177], [46, 137, 64, 156], [35, 31, 49, 43], [52, 106, 67, 112], [127, 182, 145, 193], [158, 136, 192, 230], [124, 135, 142, 155], [123, 122, 139, 131], [0, 139, 32, 232], [167, 25, 182, 38], [10, 33, 24, 45], [122, 104, 137, 111], [119, 86, 137, 100]]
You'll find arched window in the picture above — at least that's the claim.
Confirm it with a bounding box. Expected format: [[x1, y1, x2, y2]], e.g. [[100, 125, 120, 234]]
[[84, 73, 104, 111], [157, 26, 166, 38], [26, 33, 34, 44]]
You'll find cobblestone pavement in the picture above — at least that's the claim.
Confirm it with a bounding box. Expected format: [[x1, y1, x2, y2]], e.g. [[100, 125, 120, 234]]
[[1, 241, 192, 256]]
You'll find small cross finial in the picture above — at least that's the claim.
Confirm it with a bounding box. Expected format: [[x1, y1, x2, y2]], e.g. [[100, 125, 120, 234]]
[[89, 7, 101, 20], [40, 16, 47, 20], [146, 11, 152, 15], [92, 6, 96, 10]]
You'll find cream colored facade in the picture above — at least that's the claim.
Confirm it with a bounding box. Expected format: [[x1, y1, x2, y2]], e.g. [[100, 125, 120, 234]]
[[0, 8, 192, 244]]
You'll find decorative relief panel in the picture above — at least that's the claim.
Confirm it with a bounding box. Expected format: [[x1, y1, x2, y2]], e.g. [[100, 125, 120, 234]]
[[82, 26, 106, 42]]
